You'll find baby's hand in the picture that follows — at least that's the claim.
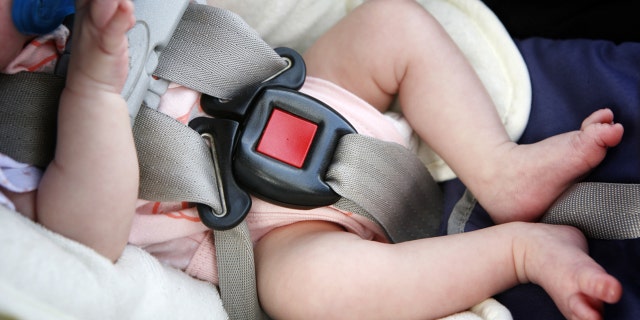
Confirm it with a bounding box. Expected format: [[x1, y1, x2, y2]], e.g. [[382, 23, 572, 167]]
[[67, 0, 135, 95]]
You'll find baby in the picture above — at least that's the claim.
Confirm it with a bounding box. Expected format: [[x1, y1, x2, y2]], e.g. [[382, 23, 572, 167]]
[[0, 0, 624, 319]]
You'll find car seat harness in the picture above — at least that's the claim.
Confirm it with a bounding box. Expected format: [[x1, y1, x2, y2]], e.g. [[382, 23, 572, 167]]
[[1, 2, 639, 319], [191, 48, 356, 230]]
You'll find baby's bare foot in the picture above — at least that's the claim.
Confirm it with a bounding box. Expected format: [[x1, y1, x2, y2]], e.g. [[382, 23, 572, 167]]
[[514, 224, 622, 320], [66, 0, 134, 95], [477, 108, 624, 223]]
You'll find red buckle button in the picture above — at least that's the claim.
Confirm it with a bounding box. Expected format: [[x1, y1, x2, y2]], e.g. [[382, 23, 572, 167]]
[[257, 108, 317, 168]]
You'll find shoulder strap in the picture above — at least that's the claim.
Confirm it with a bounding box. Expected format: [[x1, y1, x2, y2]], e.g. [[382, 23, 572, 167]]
[[153, 3, 287, 100], [328, 134, 442, 242], [124, 0, 288, 121]]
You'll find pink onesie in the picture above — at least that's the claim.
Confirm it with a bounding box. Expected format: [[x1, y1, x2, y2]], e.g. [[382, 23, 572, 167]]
[[2, 31, 416, 286]]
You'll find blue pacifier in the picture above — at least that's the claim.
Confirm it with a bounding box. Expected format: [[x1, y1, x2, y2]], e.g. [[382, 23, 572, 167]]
[[12, 0, 76, 35]]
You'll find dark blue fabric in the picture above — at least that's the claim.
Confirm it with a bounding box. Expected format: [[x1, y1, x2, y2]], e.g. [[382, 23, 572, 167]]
[[441, 38, 640, 318]]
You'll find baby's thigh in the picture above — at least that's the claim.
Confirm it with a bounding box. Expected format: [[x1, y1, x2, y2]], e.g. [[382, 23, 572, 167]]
[[254, 221, 365, 317], [303, 0, 432, 112]]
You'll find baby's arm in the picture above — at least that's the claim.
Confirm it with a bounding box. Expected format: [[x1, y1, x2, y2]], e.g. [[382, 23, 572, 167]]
[[255, 221, 621, 320], [36, 0, 137, 261]]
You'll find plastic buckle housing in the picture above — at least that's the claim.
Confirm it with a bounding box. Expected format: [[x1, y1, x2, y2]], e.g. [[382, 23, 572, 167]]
[[189, 118, 252, 230], [190, 47, 355, 230]]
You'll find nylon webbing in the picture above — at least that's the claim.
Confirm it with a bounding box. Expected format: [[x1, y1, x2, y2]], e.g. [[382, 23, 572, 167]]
[[448, 183, 640, 240], [149, 5, 284, 319], [134, 105, 266, 319], [214, 223, 264, 320], [133, 105, 223, 212], [327, 134, 443, 243], [154, 4, 288, 100], [0, 72, 63, 167], [542, 182, 640, 239], [446, 189, 477, 235]]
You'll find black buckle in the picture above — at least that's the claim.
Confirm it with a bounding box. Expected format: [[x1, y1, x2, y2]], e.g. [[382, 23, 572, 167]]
[[189, 47, 356, 230]]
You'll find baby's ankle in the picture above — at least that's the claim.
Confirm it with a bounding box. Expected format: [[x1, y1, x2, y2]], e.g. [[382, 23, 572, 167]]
[[466, 143, 548, 223], [511, 223, 587, 283]]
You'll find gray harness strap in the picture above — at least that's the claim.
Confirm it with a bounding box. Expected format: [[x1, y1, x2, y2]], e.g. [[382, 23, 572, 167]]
[[133, 5, 282, 319], [133, 105, 224, 212], [214, 224, 263, 320], [135, 106, 262, 320], [542, 182, 640, 239], [448, 183, 640, 241], [446, 189, 477, 235], [327, 134, 442, 243], [154, 4, 287, 100], [0, 72, 63, 167]]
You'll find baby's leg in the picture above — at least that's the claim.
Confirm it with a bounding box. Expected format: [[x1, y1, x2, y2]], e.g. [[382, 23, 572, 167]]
[[255, 221, 621, 320], [37, 0, 137, 261], [303, 0, 623, 223]]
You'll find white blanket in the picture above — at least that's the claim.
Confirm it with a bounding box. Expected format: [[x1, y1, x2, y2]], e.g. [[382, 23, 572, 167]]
[[1, 0, 527, 319], [0, 206, 227, 320]]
